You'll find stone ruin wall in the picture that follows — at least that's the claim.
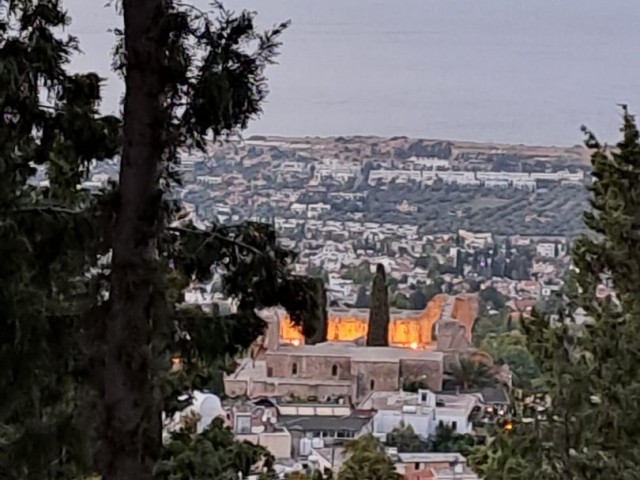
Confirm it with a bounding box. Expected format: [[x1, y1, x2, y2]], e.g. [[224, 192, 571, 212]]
[[276, 293, 478, 349]]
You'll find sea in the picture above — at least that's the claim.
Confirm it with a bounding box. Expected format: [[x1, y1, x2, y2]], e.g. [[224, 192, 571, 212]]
[[67, 0, 640, 147]]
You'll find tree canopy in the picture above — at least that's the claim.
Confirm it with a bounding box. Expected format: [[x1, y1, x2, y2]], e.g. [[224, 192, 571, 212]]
[[0, 1, 316, 479], [472, 109, 640, 479], [386, 423, 426, 453], [448, 358, 496, 390], [338, 435, 401, 480]]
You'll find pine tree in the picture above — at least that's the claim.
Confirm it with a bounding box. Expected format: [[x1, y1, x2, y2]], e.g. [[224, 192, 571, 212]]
[[367, 264, 390, 346], [471, 108, 640, 479], [1, 1, 317, 479], [0, 2, 120, 477]]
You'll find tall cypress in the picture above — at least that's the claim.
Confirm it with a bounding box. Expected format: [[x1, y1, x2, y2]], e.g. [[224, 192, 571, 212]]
[[472, 108, 640, 479], [367, 264, 390, 346], [305, 277, 328, 345]]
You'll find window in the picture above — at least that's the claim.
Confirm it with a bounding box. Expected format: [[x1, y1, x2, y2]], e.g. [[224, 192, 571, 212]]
[[451, 421, 458, 431], [370, 379, 375, 390], [267, 367, 273, 377], [235, 415, 251, 434], [431, 322, 438, 341], [292, 363, 298, 375], [331, 364, 338, 377], [414, 462, 421, 470]]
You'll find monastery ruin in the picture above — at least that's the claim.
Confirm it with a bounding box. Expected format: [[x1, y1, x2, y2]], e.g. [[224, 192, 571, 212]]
[[225, 294, 483, 401], [277, 293, 479, 349]]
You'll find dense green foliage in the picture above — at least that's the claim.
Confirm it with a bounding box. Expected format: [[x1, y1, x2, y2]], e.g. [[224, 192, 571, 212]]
[[338, 435, 401, 480], [479, 332, 540, 389], [157, 419, 276, 480], [367, 264, 391, 346], [386, 423, 426, 453], [471, 109, 640, 478], [430, 424, 476, 457], [0, 2, 119, 477], [0, 1, 316, 479], [447, 358, 496, 390]]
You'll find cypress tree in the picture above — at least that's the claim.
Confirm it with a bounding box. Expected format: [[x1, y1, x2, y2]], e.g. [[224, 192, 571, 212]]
[[305, 277, 328, 345], [367, 264, 390, 346], [471, 107, 640, 479]]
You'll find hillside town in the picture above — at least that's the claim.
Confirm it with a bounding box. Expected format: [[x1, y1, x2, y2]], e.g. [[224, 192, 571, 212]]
[[145, 136, 596, 478], [147, 135, 594, 311], [6, 1, 639, 478]]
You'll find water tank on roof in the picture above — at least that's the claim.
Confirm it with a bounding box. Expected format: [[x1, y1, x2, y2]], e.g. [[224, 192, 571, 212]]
[[402, 405, 417, 414], [190, 391, 225, 433], [300, 438, 312, 456]]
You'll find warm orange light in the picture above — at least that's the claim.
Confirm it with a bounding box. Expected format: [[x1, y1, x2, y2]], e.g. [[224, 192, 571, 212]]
[[171, 356, 182, 371], [504, 421, 513, 431], [292, 339, 300, 346], [410, 342, 418, 350]]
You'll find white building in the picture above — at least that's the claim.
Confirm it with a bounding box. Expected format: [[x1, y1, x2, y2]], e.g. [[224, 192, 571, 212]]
[[358, 390, 477, 439], [407, 156, 450, 170], [536, 242, 557, 258]]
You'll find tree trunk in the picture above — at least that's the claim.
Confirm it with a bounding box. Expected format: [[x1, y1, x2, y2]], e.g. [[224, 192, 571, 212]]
[[103, 1, 166, 478]]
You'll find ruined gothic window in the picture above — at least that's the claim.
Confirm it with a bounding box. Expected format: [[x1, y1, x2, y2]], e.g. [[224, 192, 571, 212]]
[[292, 362, 298, 375], [431, 322, 438, 341], [331, 364, 338, 377], [370, 379, 375, 390]]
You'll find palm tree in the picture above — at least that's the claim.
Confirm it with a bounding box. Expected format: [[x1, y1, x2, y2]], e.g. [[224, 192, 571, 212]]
[[448, 358, 496, 390]]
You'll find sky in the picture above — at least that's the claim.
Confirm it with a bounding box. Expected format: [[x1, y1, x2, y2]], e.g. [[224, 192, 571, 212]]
[[63, 0, 640, 146]]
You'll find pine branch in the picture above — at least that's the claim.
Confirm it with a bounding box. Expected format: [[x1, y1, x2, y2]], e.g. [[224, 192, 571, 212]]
[[10, 205, 83, 215]]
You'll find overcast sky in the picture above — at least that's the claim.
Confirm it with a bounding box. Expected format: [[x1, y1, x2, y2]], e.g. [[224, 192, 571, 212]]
[[62, 0, 640, 146]]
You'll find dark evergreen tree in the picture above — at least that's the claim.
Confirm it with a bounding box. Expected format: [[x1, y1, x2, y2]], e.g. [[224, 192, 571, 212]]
[[305, 277, 328, 345], [0, 2, 316, 479], [367, 264, 390, 346], [156, 419, 276, 479], [472, 108, 640, 479], [409, 289, 428, 310]]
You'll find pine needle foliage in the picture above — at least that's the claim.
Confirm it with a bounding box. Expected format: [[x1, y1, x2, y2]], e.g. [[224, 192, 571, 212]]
[[0, 1, 316, 479], [471, 108, 640, 479]]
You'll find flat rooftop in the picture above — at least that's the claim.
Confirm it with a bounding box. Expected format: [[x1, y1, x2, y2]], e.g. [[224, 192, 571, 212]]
[[397, 452, 466, 464], [328, 307, 425, 320], [271, 341, 443, 363], [358, 390, 477, 414]]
